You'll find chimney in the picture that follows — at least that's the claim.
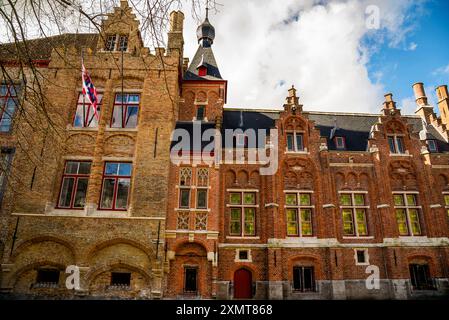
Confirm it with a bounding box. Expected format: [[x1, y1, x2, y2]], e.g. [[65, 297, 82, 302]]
[[436, 85, 449, 126], [413, 82, 428, 106], [383, 93, 396, 110], [413, 82, 436, 124], [168, 11, 185, 55]]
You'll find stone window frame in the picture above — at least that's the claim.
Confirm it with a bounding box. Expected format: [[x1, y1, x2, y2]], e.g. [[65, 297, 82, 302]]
[[338, 191, 370, 238], [226, 189, 259, 237], [72, 92, 103, 128], [56, 160, 92, 210], [354, 248, 370, 266], [0, 148, 14, 206], [334, 136, 346, 150], [196, 168, 209, 209], [284, 190, 314, 237], [234, 248, 252, 262], [393, 192, 423, 236], [292, 265, 316, 293], [178, 167, 192, 209]]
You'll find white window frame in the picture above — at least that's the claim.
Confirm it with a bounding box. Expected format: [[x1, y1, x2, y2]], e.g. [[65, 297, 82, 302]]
[[339, 191, 370, 237], [284, 190, 314, 237], [393, 192, 422, 236], [443, 192, 449, 222], [335, 136, 346, 150], [234, 249, 252, 262], [388, 134, 406, 154], [286, 131, 304, 152], [105, 34, 129, 52], [228, 190, 258, 237], [354, 248, 370, 266]]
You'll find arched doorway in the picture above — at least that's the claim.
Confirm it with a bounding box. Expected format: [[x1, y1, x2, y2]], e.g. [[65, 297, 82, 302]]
[[234, 268, 252, 299]]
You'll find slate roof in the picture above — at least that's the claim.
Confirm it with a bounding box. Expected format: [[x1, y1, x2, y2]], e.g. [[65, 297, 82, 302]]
[[0, 33, 98, 61], [184, 45, 222, 80], [172, 109, 449, 152]]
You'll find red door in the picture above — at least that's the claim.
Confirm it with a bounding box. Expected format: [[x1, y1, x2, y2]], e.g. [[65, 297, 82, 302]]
[[234, 269, 252, 299]]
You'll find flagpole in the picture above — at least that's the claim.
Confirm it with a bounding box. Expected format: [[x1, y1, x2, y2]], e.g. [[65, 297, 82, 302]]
[[121, 44, 125, 127]]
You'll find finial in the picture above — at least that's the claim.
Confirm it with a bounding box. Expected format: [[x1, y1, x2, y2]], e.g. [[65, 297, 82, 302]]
[[206, 1, 209, 20]]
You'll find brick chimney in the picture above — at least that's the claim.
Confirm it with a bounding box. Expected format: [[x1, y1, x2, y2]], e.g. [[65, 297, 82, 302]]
[[436, 85, 449, 126], [413, 82, 435, 124], [167, 11, 184, 56], [383, 93, 396, 110]]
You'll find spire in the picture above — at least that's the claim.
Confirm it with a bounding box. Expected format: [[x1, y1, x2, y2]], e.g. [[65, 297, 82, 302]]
[[185, 6, 222, 80], [196, 6, 215, 47]]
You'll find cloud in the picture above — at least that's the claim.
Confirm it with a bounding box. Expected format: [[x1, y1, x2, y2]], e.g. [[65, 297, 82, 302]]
[[408, 42, 418, 51], [433, 64, 449, 75], [182, 0, 427, 112]]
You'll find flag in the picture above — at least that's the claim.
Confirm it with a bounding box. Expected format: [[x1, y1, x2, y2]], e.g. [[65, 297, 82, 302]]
[[81, 60, 99, 120]]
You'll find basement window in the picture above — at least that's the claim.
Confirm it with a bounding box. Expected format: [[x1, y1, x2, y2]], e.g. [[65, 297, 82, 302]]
[[292, 266, 315, 292], [196, 105, 205, 121], [35, 269, 60, 287], [110, 272, 131, 287], [355, 249, 369, 265]]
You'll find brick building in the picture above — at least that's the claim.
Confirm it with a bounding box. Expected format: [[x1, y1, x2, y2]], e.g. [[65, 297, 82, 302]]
[[1, 1, 449, 299]]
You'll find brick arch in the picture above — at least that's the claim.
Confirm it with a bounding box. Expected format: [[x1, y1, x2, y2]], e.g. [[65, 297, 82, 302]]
[[86, 261, 152, 285], [406, 254, 437, 275], [237, 169, 250, 186], [284, 171, 298, 188], [249, 170, 261, 186], [283, 158, 318, 189], [208, 90, 219, 100], [358, 172, 371, 189], [86, 238, 154, 262], [65, 133, 96, 156], [229, 265, 258, 281], [437, 174, 449, 189], [172, 239, 210, 254], [225, 169, 237, 185], [11, 235, 77, 262], [196, 91, 207, 102], [183, 90, 195, 100], [8, 260, 66, 288], [335, 172, 345, 189], [389, 160, 418, 189]]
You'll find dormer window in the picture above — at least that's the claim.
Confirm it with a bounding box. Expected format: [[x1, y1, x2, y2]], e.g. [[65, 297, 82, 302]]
[[286, 132, 304, 152], [335, 136, 346, 150], [427, 140, 438, 152], [105, 35, 117, 51], [388, 135, 405, 154], [196, 106, 205, 121], [105, 34, 128, 52], [198, 66, 207, 77]]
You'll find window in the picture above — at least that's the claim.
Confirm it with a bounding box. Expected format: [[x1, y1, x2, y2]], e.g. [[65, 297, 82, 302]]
[[111, 94, 140, 128], [0, 148, 14, 204], [293, 266, 315, 292], [285, 192, 313, 236], [184, 267, 198, 293], [196, 105, 205, 121], [36, 269, 60, 285], [286, 132, 304, 152], [198, 66, 207, 77], [427, 140, 438, 152], [388, 135, 405, 154], [239, 250, 249, 260], [0, 83, 20, 132], [393, 193, 422, 236], [335, 136, 346, 150], [355, 249, 369, 265], [100, 162, 132, 210], [73, 92, 103, 128], [229, 191, 257, 236], [409, 264, 435, 290], [444, 193, 449, 221], [339, 193, 369, 237], [57, 161, 91, 209], [196, 168, 208, 209], [118, 35, 128, 51], [105, 35, 117, 51], [179, 167, 192, 208], [110, 272, 131, 287]]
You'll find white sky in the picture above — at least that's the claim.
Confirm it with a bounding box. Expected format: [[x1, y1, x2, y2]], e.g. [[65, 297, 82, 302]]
[[181, 0, 423, 113]]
